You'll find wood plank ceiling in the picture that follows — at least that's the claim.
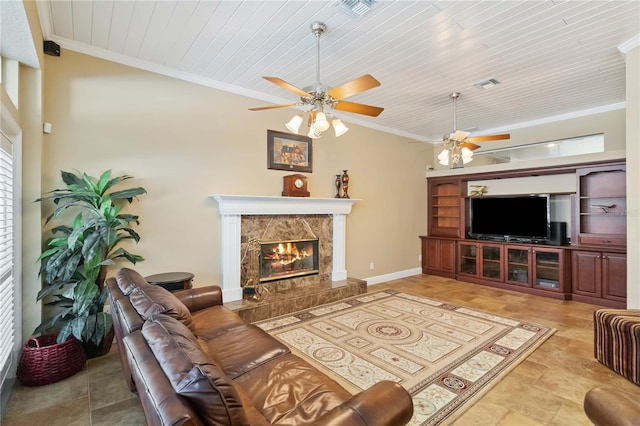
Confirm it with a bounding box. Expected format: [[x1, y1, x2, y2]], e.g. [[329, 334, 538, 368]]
[[37, 1, 640, 142]]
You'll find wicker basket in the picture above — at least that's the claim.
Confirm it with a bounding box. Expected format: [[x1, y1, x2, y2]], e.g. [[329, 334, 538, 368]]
[[17, 334, 87, 386]]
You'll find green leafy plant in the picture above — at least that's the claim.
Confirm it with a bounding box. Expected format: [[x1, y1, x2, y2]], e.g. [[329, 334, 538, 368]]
[[35, 170, 146, 345]]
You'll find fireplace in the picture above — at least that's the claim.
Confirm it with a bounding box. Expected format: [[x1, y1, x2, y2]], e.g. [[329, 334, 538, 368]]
[[259, 239, 319, 282], [211, 195, 358, 302]]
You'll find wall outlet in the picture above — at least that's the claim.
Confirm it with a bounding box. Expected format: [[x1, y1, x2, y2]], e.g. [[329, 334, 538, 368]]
[[369, 262, 374, 270], [418, 254, 422, 261]]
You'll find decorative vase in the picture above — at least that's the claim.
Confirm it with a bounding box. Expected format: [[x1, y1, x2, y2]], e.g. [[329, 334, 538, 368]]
[[335, 175, 342, 198], [341, 170, 350, 199]]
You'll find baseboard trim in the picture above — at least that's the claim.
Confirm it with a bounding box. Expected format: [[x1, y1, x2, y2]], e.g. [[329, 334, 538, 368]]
[[364, 268, 422, 285]]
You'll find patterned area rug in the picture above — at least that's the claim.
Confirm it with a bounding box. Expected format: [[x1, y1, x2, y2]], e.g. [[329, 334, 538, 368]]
[[255, 289, 555, 425]]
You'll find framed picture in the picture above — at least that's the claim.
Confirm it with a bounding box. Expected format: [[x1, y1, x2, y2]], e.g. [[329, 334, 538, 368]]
[[267, 130, 313, 173]]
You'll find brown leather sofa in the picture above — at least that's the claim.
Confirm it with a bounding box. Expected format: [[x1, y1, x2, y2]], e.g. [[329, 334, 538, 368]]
[[106, 268, 414, 425], [583, 386, 640, 426]]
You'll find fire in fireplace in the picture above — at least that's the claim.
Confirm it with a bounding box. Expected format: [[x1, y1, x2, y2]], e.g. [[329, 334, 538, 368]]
[[259, 239, 319, 282]]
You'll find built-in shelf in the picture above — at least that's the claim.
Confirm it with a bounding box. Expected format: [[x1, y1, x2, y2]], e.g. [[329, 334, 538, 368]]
[[422, 159, 626, 307]]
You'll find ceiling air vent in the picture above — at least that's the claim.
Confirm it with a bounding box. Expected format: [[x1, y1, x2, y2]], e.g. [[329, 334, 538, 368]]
[[473, 78, 501, 90], [337, 0, 376, 18]]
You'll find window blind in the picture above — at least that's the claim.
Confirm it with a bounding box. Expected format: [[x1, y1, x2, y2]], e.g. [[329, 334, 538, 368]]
[[0, 132, 14, 374]]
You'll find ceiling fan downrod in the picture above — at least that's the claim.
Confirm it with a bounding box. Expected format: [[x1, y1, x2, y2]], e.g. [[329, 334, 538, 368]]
[[311, 22, 326, 92], [450, 91, 460, 132]]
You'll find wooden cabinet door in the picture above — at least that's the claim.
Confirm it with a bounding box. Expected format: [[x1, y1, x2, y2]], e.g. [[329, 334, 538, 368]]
[[421, 237, 456, 277], [480, 244, 503, 282], [439, 239, 456, 274], [424, 238, 439, 272], [532, 248, 565, 292], [458, 241, 479, 278], [602, 252, 627, 302], [572, 250, 602, 297], [505, 246, 532, 287]]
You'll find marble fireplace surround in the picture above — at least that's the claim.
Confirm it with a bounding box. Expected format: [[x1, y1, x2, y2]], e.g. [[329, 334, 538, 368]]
[[211, 195, 359, 302]]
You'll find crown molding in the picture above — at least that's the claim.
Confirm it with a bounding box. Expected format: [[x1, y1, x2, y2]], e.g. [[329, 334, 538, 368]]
[[47, 35, 631, 145], [618, 34, 640, 54], [35, 0, 53, 41]]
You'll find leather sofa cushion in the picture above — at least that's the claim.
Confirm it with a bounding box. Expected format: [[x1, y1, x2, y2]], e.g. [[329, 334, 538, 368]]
[[200, 324, 290, 379], [115, 267, 152, 295], [143, 315, 250, 425], [130, 284, 196, 334], [232, 382, 271, 426], [191, 306, 248, 339], [234, 353, 351, 425], [175, 364, 250, 426], [124, 330, 203, 426], [114, 296, 145, 333], [142, 314, 210, 378]]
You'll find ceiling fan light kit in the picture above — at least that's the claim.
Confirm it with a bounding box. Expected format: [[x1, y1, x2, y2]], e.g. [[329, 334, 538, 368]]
[[332, 119, 349, 137], [437, 92, 510, 169], [249, 22, 383, 139], [285, 114, 304, 133]]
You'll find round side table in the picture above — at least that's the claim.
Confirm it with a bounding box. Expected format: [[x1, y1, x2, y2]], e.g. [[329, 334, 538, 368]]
[[145, 272, 194, 293]]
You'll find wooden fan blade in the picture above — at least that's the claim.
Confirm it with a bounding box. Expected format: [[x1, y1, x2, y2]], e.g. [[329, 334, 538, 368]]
[[263, 77, 310, 98], [460, 142, 481, 151], [467, 133, 511, 143], [328, 74, 381, 100], [249, 103, 297, 111], [334, 100, 384, 117]]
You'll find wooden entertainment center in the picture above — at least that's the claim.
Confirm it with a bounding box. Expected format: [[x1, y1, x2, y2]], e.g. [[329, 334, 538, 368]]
[[420, 159, 627, 308]]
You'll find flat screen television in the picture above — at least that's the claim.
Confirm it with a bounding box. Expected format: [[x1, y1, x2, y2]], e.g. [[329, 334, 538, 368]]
[[469, 195, 550, 241]]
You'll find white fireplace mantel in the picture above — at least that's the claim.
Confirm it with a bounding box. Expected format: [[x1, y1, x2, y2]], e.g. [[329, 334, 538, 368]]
[[211, 194, 359, 302]]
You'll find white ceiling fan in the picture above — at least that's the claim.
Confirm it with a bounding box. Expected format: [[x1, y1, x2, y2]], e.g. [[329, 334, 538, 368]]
[[436, 92, 510, 168], [249, 22, 384, 138]]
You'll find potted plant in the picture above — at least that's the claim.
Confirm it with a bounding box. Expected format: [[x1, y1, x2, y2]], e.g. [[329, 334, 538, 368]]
[[35, 170, 146, 356]]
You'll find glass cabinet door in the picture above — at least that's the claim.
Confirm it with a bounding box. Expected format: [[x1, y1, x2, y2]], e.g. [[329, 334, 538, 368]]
[[481, 245, 502, 281], [506, 246, 531, 286], [458, 242, 478, 276], [533, 250, 561, 290]]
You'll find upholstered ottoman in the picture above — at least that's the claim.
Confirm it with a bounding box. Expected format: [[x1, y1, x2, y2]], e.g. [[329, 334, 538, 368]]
[[593, 308, 640, 385]]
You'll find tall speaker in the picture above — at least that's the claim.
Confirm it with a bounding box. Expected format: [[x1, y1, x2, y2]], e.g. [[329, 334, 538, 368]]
[[548, 221, 567, 246]]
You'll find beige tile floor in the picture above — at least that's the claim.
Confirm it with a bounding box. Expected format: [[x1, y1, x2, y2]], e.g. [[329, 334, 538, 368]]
[[3, 274, 638, 425]]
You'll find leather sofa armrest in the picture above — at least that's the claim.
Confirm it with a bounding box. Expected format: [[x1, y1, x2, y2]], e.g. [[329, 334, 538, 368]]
[[172, 285, 223, 312], [584, 385, 640, 426], [315, 381, 414, 426]]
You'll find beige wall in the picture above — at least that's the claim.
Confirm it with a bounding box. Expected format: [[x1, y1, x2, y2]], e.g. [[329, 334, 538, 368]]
[[41, 50, 431, 295], [625, 45, 639, 309]]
